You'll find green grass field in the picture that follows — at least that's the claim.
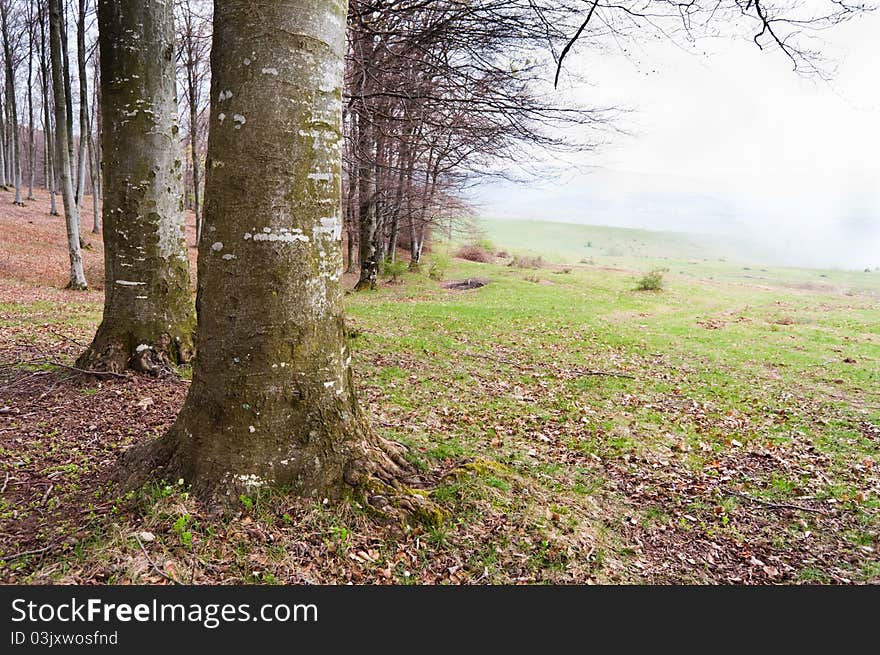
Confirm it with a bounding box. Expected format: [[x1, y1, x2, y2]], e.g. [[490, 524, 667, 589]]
[[2, 219, 878, 584], [477, 217, 880, 296]]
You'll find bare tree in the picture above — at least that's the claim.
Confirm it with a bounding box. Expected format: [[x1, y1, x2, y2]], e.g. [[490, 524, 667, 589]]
[[1, 0, 25, 205], [77, 0, 195, 373], [126, 0, 413, 504], [37, 0, 58, 214], [175, 0, 210, 244], [48, 0, 86, 289]]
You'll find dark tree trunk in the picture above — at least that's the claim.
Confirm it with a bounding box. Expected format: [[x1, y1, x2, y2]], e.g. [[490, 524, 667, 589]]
[[354, 109, 377, 290], [48, 0, 87, 289], [77, 0, 195, 373], [127, 0, 411, 504]]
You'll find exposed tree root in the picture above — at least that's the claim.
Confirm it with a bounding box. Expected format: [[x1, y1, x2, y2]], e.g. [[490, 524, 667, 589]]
[[115, 430, 446, 526], [76, 332, 191, 375]]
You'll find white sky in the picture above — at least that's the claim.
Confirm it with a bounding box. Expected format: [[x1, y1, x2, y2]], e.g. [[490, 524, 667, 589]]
[[475, 11, 880, 268]]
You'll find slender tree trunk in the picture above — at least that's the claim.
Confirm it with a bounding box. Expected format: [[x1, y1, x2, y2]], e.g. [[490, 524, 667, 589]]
[[74, 0, 88, 212], [49, 0, 87, 289], [38, 6, 59, 213], [186, 48, 202, 244], [87, 120, 100, 233], [0, 93, 7, 189], [1, 1, 23, 206], [60, 2, 75, 191], [27, 7, 36, 201], [354, 108, 378, 290], [77, 0, 195, 373], [127, 0, 411, 504]]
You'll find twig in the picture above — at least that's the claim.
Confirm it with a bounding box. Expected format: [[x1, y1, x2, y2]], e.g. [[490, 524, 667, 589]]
[[47, 361, 127, 379], [1, 472, 8, 494], [463, 351, 635, 380], [46, 329, 87, 348], [41, 484, 54, 506], [133, 534, 181, 585], [3, 544, 53, 561], [729, 490, 827, 515]]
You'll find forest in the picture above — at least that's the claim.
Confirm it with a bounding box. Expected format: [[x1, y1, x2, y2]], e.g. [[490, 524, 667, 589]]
[[0, 0, 877, 591]]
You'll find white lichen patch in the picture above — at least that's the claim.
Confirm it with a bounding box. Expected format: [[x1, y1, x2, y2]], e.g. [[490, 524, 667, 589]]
[[248, 426, 256, 433], [307, 172, 333, 182], [222, 253, 237, 261], [217, 112, 226, 123], [211, 241, 223, 252], [233, 114, 246, 129], [323, 381, 335, 388], [135, 344, 152, 353], [246, 229, 309, 244], [261, 67, 278, 76], [234, 473, 264, 491], [218, 90, 233, 102], [115, 280, 146, 286]]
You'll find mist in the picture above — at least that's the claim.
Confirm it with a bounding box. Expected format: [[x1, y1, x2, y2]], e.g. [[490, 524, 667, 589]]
[[472, 13, 880, 271]]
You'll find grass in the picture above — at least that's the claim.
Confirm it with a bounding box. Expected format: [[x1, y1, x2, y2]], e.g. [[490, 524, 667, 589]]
[[1, 209, 878, 584]]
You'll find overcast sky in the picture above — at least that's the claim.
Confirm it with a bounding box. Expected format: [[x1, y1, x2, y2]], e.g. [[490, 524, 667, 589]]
[[473, 11, 880, 268]]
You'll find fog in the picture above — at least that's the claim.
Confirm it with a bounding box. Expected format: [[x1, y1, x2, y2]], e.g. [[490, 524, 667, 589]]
[[473, 13, 880, 270]]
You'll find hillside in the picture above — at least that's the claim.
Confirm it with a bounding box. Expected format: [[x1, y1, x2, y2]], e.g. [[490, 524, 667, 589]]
[[478, 217, 880, 297]]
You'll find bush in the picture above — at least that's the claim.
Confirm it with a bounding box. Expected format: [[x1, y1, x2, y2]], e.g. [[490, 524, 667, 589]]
[[636, 268, 667, 291], [428, 249, 451, 281], [508, 254, 544, 269], [383, 258, 408, 283], [455, 244, 494, 263], [475, 237, 495, 252]]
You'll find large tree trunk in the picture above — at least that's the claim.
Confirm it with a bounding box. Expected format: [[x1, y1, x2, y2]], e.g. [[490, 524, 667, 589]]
[[77, 0, 195, 373], [48, 0, 87, 289], [127, 0, 410, 504]]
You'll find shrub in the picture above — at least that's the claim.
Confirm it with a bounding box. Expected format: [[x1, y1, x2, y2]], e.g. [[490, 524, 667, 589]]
[[508, 254, 544, 269], [475, 237, 495, 252], [383, 258, 408, 283], [636, 268, 667, 291], [428, 249, 451, 281], [455, 244, 494, 263]]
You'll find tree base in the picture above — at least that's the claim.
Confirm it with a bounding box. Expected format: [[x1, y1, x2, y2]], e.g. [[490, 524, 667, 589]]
[[114, 427, 444, 525], [76, 331, 192, 375]]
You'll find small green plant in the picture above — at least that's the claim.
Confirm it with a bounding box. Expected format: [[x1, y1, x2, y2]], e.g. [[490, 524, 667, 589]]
[[172, 515, 194, 549], [636, 268, 667, 291], [428, 249, 451, 281], [383, 258, 408, 284]]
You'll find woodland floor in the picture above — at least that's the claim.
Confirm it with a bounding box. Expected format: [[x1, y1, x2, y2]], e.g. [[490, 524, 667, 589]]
[[1, 188, 879, 584]]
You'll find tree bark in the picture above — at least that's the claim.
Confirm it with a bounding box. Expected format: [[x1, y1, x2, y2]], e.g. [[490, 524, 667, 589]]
[[26, 2, 36, 201], [48, 0, 86, 289], [1, 0, 24, 206], [38, 5, 59, 213], [354, 107, 378, 290], [77, 0, 195, 373], [127, 0, 409, 504], [74, 0, 88, 212]]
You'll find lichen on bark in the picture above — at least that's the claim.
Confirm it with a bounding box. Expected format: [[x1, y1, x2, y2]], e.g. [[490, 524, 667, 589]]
[[78, 0, 195, 373], [119, 0, 431, 514]]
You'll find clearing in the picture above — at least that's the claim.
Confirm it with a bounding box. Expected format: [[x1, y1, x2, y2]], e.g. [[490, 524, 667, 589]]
[[1, 189, 878, 584]]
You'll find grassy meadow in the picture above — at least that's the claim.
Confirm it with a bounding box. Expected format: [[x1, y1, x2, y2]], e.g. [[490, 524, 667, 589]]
[[1, 200, 878, 584]]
